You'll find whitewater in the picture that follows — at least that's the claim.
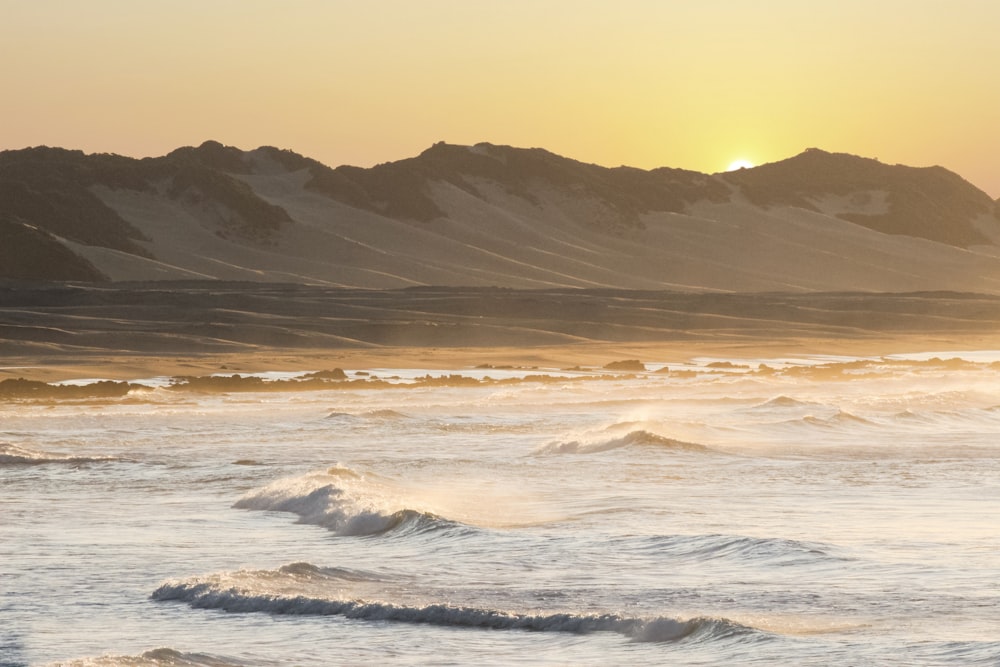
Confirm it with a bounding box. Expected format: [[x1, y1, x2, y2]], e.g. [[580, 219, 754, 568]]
[[3, 354, 999, 665]]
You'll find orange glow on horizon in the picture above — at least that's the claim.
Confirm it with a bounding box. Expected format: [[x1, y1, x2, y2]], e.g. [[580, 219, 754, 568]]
[[0, 2, 997, 197], [726, 159, 756, 172]]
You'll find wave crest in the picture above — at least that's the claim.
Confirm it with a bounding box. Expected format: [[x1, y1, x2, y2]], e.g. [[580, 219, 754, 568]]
[[755, 395, 817, 408], [538, 430, 712, 455], [628, 533, 843, 566], [233, 466, 458, 537], [0, 443, 119, 466], [42, 647, 246, 667], [275, 562, 383, 582], [791, 411, 874, 429], [324, 409, 410, 422], [151, 576, 760, 644]]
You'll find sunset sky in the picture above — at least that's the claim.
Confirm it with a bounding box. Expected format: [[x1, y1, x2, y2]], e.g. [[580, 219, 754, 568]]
[[3, 1, 998, 196]]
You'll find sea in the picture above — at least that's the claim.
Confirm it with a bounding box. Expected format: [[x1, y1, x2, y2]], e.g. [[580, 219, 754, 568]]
[[3, 352, 999, 666]]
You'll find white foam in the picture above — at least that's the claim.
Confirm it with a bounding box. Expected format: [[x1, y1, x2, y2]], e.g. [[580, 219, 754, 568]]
[[233, 466, 446, 536]]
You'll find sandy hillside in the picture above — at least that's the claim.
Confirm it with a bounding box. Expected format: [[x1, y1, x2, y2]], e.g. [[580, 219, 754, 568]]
[[3, 142, 1000, 291]]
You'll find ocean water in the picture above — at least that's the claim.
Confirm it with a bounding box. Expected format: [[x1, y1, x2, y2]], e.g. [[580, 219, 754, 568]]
[[3, 354, 1000, 666]]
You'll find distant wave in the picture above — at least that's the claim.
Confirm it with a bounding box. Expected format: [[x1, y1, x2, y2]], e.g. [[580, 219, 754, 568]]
[[754, 396, 819, 409], [892, 408, 943, 424], [231, 459, 263, 466], [0, 443, 120, 466], [324, 410, 361, 421], [623, 533, 845, 566], [324, 408, 410, 422], [905, 639, 1000, 665], [152, 577, 763, 644], [363, 408, 410, 419], [538, 430, 713, 455], [41, 647, 246, 667], [772, 410, 875, 430], [233, 466, 461, 537], [801, 411, 875, 427], [274, 561, 386, 582], [891, 408, 990, 427]]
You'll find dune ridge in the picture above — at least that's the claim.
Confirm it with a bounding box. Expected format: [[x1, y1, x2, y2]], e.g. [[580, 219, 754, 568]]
[[3, 141, 1000, 291]]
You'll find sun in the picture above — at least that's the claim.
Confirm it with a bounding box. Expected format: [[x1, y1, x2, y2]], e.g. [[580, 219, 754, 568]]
[[726, 158, 755, 171]]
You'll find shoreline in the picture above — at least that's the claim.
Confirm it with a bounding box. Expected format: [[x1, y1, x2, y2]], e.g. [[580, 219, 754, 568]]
[[5, 333, 1000, 383], [6, 285, 1000, 383]]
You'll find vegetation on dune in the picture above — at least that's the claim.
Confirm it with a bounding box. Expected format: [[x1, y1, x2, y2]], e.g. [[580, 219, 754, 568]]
[[0, 148, 152, 257], [0, 217, 108, 282], [0, 141, 295, 280], [721, 148, 995, 247], [304, 141, 730, 232]]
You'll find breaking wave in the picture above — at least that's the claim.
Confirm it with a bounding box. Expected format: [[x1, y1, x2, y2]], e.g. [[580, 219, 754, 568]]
[[41, 647, 246, 667], [538, 430, 713, 455], [151, 576, 763, 645], [233, 465, 461, 537], [0, 443, 120, 466]]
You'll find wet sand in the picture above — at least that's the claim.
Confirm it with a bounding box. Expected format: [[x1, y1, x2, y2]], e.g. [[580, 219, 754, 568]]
[[4, 283, 1000, 382]]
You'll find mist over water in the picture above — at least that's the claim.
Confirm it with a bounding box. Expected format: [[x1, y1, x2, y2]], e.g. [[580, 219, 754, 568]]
[[4, 355, 1000, 665]]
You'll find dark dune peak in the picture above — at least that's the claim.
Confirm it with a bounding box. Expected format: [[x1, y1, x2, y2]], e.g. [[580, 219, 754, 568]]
[[304, 141, 727, 225], [0, 218, 107, 281], [721, 148, 997, 247]]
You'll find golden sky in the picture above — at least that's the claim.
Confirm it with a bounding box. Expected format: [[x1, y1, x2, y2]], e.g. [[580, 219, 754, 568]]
[[3, 0, 998, 196]]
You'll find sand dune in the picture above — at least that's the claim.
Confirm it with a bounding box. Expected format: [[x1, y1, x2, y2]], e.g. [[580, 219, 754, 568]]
[[5, 142, 1000, 381], [3, 142, 1000, 292]]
